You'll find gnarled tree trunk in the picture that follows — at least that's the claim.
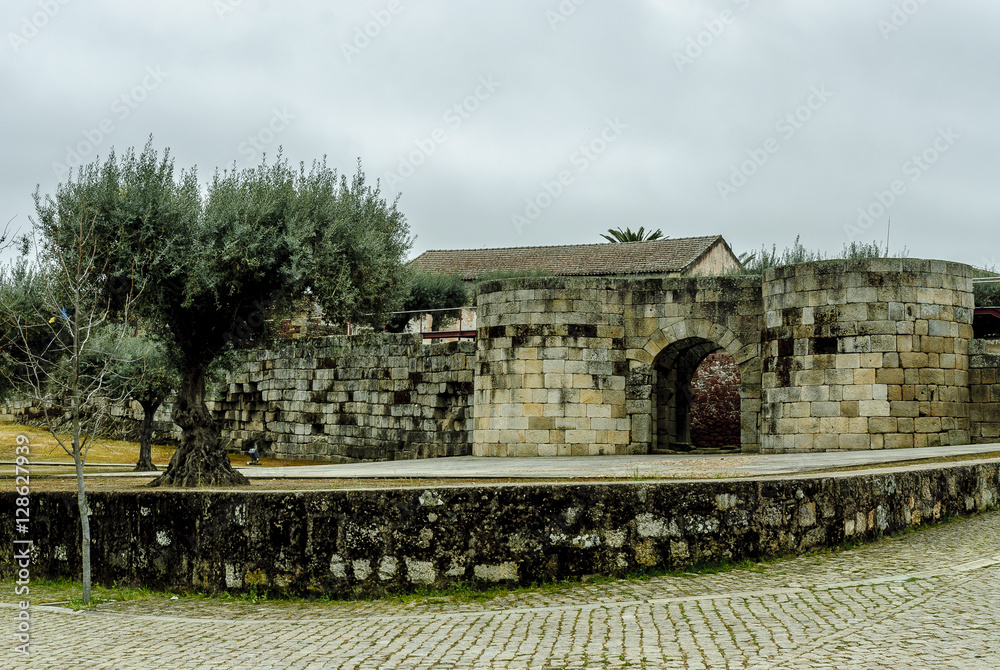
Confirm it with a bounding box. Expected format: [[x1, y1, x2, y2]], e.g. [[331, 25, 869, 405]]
[[133, 398, 162, 472], [150, 368, 248, 487]]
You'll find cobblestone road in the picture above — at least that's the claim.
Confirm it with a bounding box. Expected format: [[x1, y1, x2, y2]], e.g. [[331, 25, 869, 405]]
[[5, 511, 1000, 669]]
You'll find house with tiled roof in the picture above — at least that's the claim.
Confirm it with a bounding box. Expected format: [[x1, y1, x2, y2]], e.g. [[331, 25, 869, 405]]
[[409, 235, 740, 280]]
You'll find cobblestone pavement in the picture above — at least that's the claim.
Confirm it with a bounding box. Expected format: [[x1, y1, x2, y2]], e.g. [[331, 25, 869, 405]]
[[5, 511, 1000, 669]]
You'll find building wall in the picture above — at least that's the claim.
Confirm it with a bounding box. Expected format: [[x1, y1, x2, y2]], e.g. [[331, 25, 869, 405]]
[[687, 241, 741, 276], [969, 338, 1000, 443], [4, 259, 995, 461]]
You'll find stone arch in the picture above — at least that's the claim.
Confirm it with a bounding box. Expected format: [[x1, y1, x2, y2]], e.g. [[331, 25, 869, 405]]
[[626, 319, 761, 453]]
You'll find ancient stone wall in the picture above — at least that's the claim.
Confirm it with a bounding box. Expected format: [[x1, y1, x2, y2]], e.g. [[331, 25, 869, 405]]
[[473, 275, 763, 457], [969, 338, 1000, 443], [474, 278, 631, 457], [761, 259, 975, 452], [218, 334, 474, 462], [5, 462, 997, 597]]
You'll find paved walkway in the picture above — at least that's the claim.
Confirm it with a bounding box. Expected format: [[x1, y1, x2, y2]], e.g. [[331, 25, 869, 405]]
[[64, 443, 1000, 481], [5, 510, 999, 668]]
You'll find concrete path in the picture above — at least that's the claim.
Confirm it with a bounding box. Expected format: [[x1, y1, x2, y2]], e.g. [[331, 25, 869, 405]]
[[6, 510, 999, 668], [230, 443, 1000, 480]]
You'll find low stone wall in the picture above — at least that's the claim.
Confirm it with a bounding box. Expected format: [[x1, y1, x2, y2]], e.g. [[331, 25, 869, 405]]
[[4, 461, 996, 597], [217, 334, 475, 462], [969, 339, 1000, 443]]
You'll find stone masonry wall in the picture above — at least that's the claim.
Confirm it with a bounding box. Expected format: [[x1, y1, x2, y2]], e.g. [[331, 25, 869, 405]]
[[969, 338, 1000, 443], [5, 461, 997, 597], [761, 259, 975, 452], [218, 334, 474, 462], [474, 279, 631, 457], [473, 275, 763, 457]]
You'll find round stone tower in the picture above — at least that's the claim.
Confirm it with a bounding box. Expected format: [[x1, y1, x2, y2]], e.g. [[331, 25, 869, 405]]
[[760, 258, 974, 452]]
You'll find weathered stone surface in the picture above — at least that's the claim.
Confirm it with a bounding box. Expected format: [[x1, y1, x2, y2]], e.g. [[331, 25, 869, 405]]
[[216, 334, 475, 462], [4, 461, 997, 597]]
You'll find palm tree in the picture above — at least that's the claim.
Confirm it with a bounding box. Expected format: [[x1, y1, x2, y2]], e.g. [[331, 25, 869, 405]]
[[600, 226, 665, 243]]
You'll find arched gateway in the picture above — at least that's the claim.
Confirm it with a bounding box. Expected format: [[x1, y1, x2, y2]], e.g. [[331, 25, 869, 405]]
[[473, 258, 975, 456], [473, 274, 764, 456]]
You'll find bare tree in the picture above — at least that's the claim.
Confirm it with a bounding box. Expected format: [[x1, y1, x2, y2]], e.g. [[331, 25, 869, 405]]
[[0, 210, 140, 605]]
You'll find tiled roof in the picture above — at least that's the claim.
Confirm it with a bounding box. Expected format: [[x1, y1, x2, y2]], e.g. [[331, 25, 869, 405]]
[[409, 235, 729, 280]]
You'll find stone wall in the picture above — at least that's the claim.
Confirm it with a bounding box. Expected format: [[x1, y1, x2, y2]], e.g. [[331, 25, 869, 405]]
[[474, 279, 631, 457], [969, 338, 1000, 443], [4, 461, 997, 597], [473, 275, 763, 457], [761, 259, 975, 452], [217, 334, 475, 462]]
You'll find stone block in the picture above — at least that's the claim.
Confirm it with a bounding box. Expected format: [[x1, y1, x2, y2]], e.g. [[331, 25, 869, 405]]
[[868, 417, 898, 433], [885, 433, 915, 449], [858, 400, 891, 417], [843, 385, 873, 401], [853, 369, 876, 385], [876, 368, 905, 385], [811, 402, 841, 417], [899, 352, 929, 368], [914, 417, 942, 433], [839, 433, 870, 450]]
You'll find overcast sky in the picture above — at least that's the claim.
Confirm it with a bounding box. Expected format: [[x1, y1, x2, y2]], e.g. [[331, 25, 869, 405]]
[[2, 0, 997, 269]]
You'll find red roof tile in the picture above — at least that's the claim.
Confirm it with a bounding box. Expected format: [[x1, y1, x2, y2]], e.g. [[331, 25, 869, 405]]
[[409, 235, 731, 280]]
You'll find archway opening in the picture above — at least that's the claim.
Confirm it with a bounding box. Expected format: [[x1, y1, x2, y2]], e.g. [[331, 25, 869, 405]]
[[689, 353, 742, 450], [650, 337, 741, 453]]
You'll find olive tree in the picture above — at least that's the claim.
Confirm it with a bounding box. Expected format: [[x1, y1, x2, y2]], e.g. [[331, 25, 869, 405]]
[[33, 140, 411, 486], [86, 329, 177, 471]]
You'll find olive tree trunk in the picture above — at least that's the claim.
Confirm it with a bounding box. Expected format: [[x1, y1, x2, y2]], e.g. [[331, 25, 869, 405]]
[[133, 398, 162, 472], [150, 368, 248, 487]]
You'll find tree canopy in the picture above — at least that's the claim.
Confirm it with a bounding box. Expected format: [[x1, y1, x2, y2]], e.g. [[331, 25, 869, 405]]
[[33, 140, 411, 485]]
